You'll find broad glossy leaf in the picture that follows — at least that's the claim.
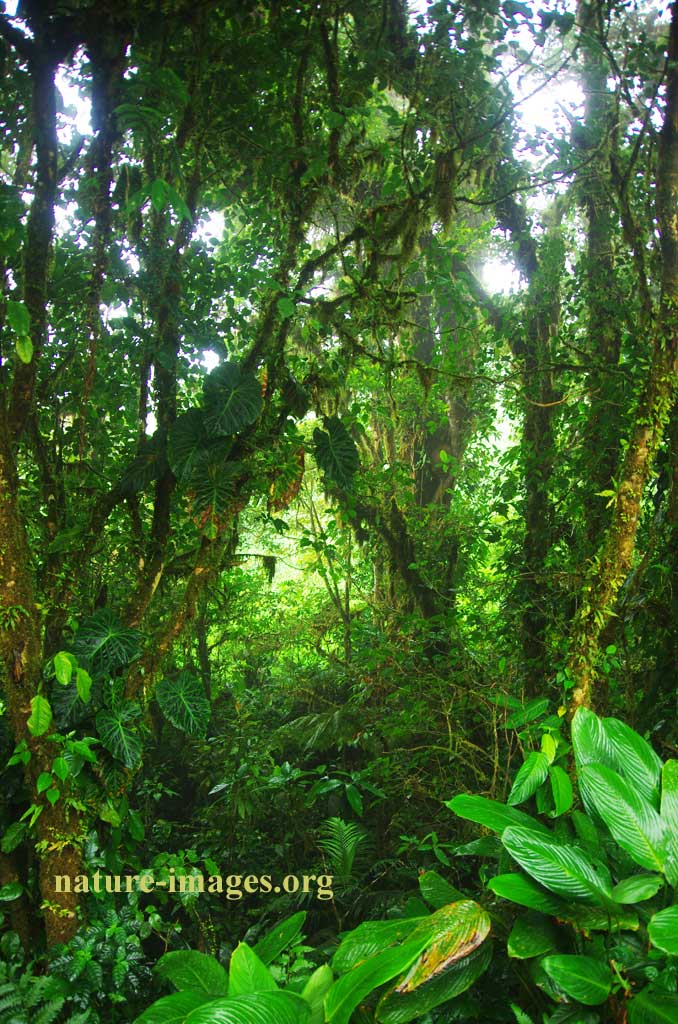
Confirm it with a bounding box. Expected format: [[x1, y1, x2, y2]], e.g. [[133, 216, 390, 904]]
[[487, 873, 565, 915], [446, 795, 551, 836], [134, 991, 214, 1023], [611, 875, 663, 904], [579, 764, 667, 872], [52, 679, 91, 729], [661, 760, 678, 885], [572, 707, 616, 770], [627, 990, 678, 1024], [156, 673, 210, 737], [541, 955, 611, 1006], [326, 937, 428, 1024], [375, 942, 492, 1023], [507, 913, 557, 959], [418, 870, 464, 909], [332, 918, 423, 974], [203, 361, 263, 436], [254, 912, 307, 966], [548, 766, 573, 817], [602, 717, 662, 806], [508, 752, 550, 806], [661, 760, 678, 830], [398, 900, 491, 990], [96, 704, 142, 769], [74, 608, 141, 675], [228, 943, 277, 996], [155, 950, 229, 996], [564, 904, 638, 932], [648, 906, 678, 955], [185, 992, 311, 1024], [301, 965, 333, 1024], [313, 416, 359, 489], [501, 827, 614, 905]]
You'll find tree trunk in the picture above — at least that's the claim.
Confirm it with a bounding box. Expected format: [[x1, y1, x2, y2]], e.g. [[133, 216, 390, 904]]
[[568, 5, 678, 711]]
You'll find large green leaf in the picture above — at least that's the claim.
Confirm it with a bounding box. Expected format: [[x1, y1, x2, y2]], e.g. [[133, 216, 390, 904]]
[[541, 955, 611, 1006], [375, 942, 492, 1023], [330, 902, 490, 1024], [627, 990, 678, 1024], [168, 409, 210, 483], [332, 919, 425, 974], [579, 764, 667, 872], [487, 874, 565, 916], [508, 752, 550, 806], [188, 453, 241, 528], [228, 944, 277, 996], [648, 906, 678, 955], [611, 875, 663, 904], [501, 827, 614, 905], [203, 362, 263, 436], [155, 951, 229, 997], [446, 795, 551, 836], [661, 760, 678, 885], [661, 760, 678, 829], [74, 608, 142, 675], [507, 913, 557, 959], [312, 416, 359, 489], [601, 717, 662, 806], [96, 703, 142, 769], [253, 912, 306, 966], [185, 992, 311, 1024], [52, 679, 93, 729], [156, 673, 210, 737], [301, 965, 333, 1024], [134, 991, 215, 1024], [327, 937, 428, 1024], [572, 707, 616, 770], [548, 766, 573, 817], [418, 870, 464, 909]]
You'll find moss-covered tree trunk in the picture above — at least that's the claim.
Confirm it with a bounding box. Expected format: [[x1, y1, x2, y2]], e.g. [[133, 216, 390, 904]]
[[568, 5, 678, 711]]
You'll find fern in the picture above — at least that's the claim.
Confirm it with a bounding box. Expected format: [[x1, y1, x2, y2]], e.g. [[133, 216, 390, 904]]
[[510, 1004, 535, 1024], [318, 817, 367, 880], [0, 974, 66, 1024]]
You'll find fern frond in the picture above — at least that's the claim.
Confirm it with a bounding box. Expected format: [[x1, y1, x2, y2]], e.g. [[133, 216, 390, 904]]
[[318, 817, 367, 879], [510, 1004, 535, 1024], [32, 997, 65, 1024]]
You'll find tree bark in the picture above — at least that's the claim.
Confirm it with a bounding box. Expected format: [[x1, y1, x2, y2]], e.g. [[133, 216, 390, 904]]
[[568, 4, 678, 711]]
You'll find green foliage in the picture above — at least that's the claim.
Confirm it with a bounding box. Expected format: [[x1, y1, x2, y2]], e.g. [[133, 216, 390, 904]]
[[96, 702, 143, 769], [136, 895, 491, 1024], [203, 363, 263, 438], [312, 417, 360, 490], [449, 708, 678, 1022], [73, 610, 142, 678], [317, 817, 367, 880], [155, 673, 210, 737]]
